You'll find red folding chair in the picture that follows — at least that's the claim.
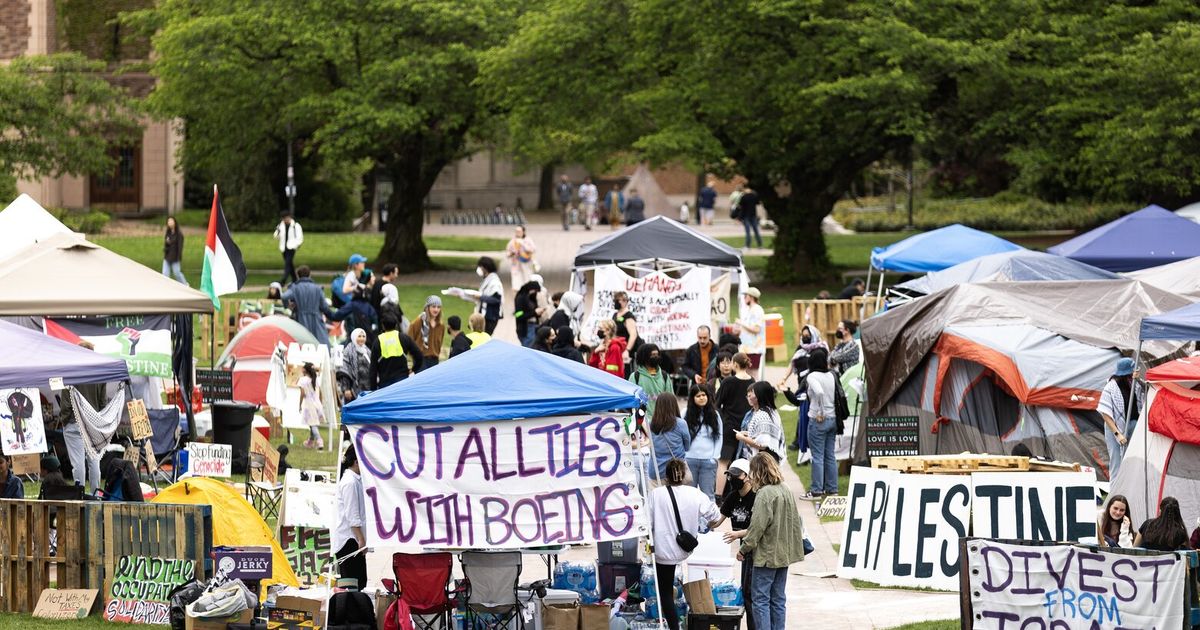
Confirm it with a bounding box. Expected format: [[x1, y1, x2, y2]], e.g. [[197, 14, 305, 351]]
[[382, 552, 458, 630]]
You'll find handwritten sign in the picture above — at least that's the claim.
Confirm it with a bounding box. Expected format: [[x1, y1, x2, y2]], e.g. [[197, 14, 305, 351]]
[[281, 527, 332, 584], [967, 540, 1185, 630], [352, 414, 648, 549], [127, 399, 153, 440], [1, 387, 47, 455], [282, 469, 337, 530], [104, 556, 195, 624], [838, 467, 1097, 590], [250, 430, 280, 483], [11, 452, 40, 475], [584, 266, 711, 350], [864, 416, 919, 459], [816, 495, 848, 519], [33, 589, 98, 620], [710, 273, 732, 325], [187, 442, 232, 478]]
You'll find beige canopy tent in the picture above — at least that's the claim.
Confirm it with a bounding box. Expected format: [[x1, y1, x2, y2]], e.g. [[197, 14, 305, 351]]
[[0, 232, 213, 315]]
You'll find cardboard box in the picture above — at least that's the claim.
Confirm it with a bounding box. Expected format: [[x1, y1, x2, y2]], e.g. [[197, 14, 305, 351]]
[[213, 546, 274, 581], [185, 609, 253, 630], [268, 595, 325, 629]]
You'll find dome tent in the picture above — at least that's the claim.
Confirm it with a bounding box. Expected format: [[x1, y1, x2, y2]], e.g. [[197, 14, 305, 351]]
[[217, 315, 319, 406]]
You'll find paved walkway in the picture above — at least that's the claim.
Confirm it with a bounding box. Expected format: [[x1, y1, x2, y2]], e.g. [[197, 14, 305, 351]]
[[360, 214, 960, 628]]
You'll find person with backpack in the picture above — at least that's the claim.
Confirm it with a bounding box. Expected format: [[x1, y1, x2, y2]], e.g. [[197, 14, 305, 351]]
[[803, 352, 839, 499], [648, 459, 722, 630], [628, 344, 671, 417], [684, 384, 722, 500]]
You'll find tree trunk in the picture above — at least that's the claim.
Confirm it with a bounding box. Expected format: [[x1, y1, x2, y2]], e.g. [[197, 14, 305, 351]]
[[377, 160, 437, 271], [763, 186, 837, 283], [537, 163, 555, 210]]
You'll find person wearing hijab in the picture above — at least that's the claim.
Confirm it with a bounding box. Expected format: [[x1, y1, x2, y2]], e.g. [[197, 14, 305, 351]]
[[532, 326, 555, 353], [548, 291, 585, 333], [550, 326, 585, 363], [337, 328, 373, 402], [408, 295, 445, 372]]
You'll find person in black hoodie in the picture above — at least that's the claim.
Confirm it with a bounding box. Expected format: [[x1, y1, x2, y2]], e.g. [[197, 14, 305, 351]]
[[550, 326, 584, 363], [514, 280, 543, 347]]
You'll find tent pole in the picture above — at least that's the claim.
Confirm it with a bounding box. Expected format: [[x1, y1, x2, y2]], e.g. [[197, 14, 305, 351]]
[[632, 407, 667, 630], [862, 267, 873, 320], [875, 272, 886, 312]]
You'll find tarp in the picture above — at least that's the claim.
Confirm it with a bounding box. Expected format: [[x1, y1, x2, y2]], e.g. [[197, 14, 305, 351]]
[[0, 319, 129, 388], [0, 194, 73, 263], [573, 215, 743, 269], [342, 340, 647, 424], [1047, 205, 1200, 272], [1140, 301, 1200, 342], [152, 477, 299, 588], [0, 232, 213, 315], [896, 250, 1118, 295], [862, 279, 1192, 416], [869, 224, 1023, 273], [1128, 256, 1200, 299]]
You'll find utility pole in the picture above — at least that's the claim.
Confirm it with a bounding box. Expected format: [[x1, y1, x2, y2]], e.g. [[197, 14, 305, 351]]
[[905, 146, 916, 230], [285, 123, 297, 214]]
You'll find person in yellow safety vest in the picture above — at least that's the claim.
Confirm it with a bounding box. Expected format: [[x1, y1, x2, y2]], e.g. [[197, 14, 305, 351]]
[[370, 314, 423, 389], [465, 313, 492, 348]]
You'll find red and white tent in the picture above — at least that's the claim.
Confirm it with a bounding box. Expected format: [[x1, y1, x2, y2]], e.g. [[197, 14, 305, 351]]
[[217, 315, 318, 405]]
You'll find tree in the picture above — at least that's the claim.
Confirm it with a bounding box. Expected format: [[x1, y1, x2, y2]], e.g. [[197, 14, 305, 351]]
[[141, 0, 514, 266], [0, 54, 137, 201]]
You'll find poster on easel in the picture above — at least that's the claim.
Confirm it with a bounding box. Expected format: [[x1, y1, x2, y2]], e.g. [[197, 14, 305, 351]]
[[281, 468, 337, 530], [1, 388, 47, 455]]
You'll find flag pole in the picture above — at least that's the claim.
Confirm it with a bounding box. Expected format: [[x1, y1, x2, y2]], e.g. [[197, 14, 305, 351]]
[[211, 184, 218, 368]]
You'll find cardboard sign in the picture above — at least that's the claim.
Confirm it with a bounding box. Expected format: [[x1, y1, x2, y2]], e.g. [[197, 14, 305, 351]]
[[127, 399, 153, 440], [815, 495, 848, 519], [11, 452, 40, 475], [352, 414, 648, 549], [710, 273, 732, 325], [837, 467, 1098, 591], [187, 442, 232, 478], [213, 546, 273, 580], [33, 588, 98, 620], [281, 526, 332, 585], [864, 416, 919, 459], [195, 368, 234, 404], [249, 430, 280, 483], [104, 556, 195, 624], [282, 469, 337, 530], [1, 387, 47, 455], [967, 540, 1185, 630], [583, 266, 712, 350]]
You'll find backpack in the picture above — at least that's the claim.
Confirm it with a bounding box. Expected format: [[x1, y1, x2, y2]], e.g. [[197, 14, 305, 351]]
[[834, 378, 850, 434]]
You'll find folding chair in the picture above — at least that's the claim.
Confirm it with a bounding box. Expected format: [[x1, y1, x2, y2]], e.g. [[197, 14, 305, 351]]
[[147, 407, 183, 489], [461, 551, 523, 630], [381, 552, 458, 630], [245, 452, 283, 522]]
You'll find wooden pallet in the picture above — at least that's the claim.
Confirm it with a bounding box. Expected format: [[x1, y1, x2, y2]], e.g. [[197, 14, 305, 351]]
[[792, 298, 880, 347], [872, 453, 1031, 474]]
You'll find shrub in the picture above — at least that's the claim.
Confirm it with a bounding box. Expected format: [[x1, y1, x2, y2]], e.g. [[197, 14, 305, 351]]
[[52, 208, 110, 234], [832, 195, 1130, 232]]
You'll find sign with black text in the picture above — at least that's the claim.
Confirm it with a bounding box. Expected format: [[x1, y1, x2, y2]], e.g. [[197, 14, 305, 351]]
[[970, 472, 1097, 542], [864, 416, 919, 459], [195, 369, 234, 404]]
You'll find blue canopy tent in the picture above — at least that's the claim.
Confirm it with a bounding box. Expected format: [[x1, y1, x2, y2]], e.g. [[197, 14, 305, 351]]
[[1047, 205, 1200, 272], [1140, 301, 1200, 343], [866, 224, 1023, 309], [0, 319, 129, 388], [342, 340, 647, 424], [895, 250, 1118, 297]]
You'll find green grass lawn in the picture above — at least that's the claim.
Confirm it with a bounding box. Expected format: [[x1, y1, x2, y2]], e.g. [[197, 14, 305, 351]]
[[885, 620, 960, 630], [0, 614, 117, 630]]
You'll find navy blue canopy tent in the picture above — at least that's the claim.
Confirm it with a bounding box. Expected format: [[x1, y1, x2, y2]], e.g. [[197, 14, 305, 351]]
[[1140, 301, 1200, 342], [0, 319, 128, 388], [1047, 205, 1200, 272], [342, 340, 647, 424]]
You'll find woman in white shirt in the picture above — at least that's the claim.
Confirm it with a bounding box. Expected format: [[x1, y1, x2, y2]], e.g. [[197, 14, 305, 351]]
[[649, 459, 722, 630], [804, 351, 838, 499], [735, 381, 786, 462], [333, 447, 367, 590]]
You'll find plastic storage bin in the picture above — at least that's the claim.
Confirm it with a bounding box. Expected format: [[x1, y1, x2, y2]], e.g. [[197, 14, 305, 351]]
[[598, 538, 641, 564], [598, 562, 642, 599]]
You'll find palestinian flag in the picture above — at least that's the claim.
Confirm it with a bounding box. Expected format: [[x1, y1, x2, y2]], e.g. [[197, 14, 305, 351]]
[[200, 185, 246, 309]]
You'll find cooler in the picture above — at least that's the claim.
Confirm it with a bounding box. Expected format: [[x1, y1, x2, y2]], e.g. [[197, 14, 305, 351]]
[[764, 313, 787, 362]]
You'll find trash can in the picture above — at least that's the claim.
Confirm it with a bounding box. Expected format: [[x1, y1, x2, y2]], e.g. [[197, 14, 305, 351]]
[[211, 400, 259, 474]]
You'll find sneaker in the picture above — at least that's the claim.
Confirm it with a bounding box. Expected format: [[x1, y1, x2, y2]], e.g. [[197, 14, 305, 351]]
[[797, 451, 812, 465], [800, 491, 824, 501]]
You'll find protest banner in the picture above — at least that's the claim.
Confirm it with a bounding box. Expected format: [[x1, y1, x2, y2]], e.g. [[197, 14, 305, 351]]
[[187, 442, 232, 478], [33, 589, 98, 620], [45, 315, 173, 378], [710, 273, 732, 325], [282, 469, 337, 530], [353, 414, 649, 549], [966, 539, 1185, 630], [281, 527, 332, 584], [1, 388, 46, 455], [837, 466, 971, 590], [583, 266, 711, 350], [104, 556, 195, 624], [970, 472, 1097, 542], [863, 416, 919, 459]]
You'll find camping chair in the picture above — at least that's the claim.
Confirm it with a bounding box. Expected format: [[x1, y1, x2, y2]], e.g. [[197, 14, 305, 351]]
[[460, 551, 523, 630], [147, 407, 183, 488], [245, 452, 283, 522], [381, 552, 459, 630]]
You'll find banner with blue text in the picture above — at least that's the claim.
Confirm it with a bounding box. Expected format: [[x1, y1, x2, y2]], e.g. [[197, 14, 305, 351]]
[[352, 415, 648, 549]]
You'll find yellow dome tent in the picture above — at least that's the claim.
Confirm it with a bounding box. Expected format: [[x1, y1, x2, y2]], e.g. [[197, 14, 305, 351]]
[[152, 477, 299, 588]]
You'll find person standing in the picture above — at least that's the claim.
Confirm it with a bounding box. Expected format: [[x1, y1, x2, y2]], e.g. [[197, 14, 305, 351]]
[[684, 384, 722, 500], [550, 326, 585, 363], [0, 455, 23, 499], [738, 186, 763, 248], [588, 320, 627, 376], [804, 353, 838, 499], [645, 393, 691, 485], [334, 447, 367, 591], [604, 184, 625, 229], [342, 254, 368, 299], [1099, 357, 1136, 480], [648, 459, 722, 630], [371, 263, 401, 322], [505, 225, 537, 292], [725, 453, 806, 630], [624, 188, 646, 226], [548, 291, 586, 335], [465, 313, 492, 347], [579, 176, 599, 231], [736, 288, 766, 378], [612, 291, 639, 359], [828, 320, 860, 375], [281, 266, 336, 346], [162, 216, 187, 284], [408, 296, 445, 372], [370, 315, 423, 389], [682, 326, 716, 386], [557, 174, 574, 231], [718, 459, 756, 630], [629, 344, 672, 417], [736, 381, 786, 462], [336, 329, 372, 403], [714, 353, 754, 496], [273, 212, 303, 285], [698, 178, 718, 226], [446, 316, 472, 358], [468, 257, 504, 335], [514, 280, 543, 347], [298, 362, 325, 449]]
